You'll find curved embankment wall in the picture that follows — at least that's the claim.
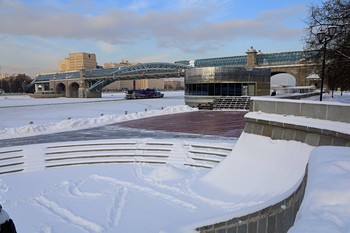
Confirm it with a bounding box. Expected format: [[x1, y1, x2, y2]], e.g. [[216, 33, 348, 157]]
[[197, 169, 307, 233], [197, 98, 350, 233]]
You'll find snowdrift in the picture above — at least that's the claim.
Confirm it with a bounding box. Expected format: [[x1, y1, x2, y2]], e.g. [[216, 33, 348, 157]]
[[288, 146, 350, 233], [201, 132, 313, 219]]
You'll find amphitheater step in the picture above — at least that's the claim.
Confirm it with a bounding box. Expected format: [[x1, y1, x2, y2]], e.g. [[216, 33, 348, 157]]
[[213, 97, 250, 110]]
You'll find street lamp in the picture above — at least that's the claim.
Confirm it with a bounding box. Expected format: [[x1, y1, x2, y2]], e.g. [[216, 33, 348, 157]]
[[317, 25, 337, 101]]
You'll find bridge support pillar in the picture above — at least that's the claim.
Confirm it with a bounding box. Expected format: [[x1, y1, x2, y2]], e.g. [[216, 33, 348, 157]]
[[78, 88, 86, 98], [85, 90, 101, 98], [246, 46, 258, 68], [65, 87, 71, 98]]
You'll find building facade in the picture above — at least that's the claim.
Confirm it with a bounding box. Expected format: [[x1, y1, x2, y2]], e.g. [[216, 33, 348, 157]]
[[185, 66, 271, 107], [164, 80, 184, 90], [59, 52, 97, 72]]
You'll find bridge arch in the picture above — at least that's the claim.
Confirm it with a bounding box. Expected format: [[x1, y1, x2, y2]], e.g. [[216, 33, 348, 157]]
[[271, 73, 296, 86], [68, 82, 79, 98], [87, 62, 189, 92], [55, 83, 66, 95]]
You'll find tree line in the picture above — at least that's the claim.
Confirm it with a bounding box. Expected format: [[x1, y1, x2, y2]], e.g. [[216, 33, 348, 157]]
[[0, 74, 32, 94]]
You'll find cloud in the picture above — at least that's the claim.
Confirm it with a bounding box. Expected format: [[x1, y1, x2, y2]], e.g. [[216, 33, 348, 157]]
[[127, 0, 151, 11], [96, 40, 119, 53], [0, 0, 306, 55]]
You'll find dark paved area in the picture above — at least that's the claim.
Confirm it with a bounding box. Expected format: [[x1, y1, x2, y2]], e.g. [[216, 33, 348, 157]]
[[117, 111, 247, 138], [0, 110, 247, 148]]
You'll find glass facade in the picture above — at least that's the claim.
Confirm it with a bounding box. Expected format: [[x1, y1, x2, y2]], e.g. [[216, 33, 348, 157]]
[[256, 51, 314, 65], [194, 56, 247, 67], [185, 67, 270, 97], [185, 83, 253, 96]]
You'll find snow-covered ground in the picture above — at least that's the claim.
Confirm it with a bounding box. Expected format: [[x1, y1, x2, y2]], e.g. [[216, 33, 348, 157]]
[[288, 146, 350, 233], [0, 91, 195, 139], [0, 91, 349, 233]]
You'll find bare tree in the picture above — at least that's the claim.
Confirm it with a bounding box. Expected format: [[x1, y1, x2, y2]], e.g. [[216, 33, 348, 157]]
[[0, 74, 32, 93], [305, 0, 350, 91]]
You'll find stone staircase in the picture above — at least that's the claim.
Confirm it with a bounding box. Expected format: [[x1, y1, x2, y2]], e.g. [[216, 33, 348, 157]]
[[0, 139, 234, 175], [213, 96, 250, 110]]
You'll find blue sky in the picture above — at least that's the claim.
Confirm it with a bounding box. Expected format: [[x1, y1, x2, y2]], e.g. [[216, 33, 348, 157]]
[[0, 0, 322, 77]]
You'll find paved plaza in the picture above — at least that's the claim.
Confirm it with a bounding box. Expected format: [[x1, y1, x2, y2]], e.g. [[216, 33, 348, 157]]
[[117, 110, 247, 137], [0, 110, 247, 147]]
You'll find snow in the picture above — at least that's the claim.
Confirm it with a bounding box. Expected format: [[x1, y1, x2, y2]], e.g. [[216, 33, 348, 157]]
[[148, 165, 188, 181], [253, 91, 350, 106], [288, 146, 350, 233], [201, 132, 313, 220], [0, 92, 196, 139], [0, 91, 349, 233]]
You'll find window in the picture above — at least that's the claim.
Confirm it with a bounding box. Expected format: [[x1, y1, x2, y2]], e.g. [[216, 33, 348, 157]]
[[202, 83, 208, 96], [222, 83, 229, 96], [215, 83, 221, 96], [208, 83, 214, 95]]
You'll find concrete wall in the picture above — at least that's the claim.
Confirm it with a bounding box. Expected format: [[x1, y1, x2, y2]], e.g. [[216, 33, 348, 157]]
[[84, 90, 102, 98], [29, 93, 65, 98], [185, 95, 217, 107], [197, 170, 307, 233], [250, 98, 350, 124], [246, 98, 350, 147], [244, 117, 350, 147]]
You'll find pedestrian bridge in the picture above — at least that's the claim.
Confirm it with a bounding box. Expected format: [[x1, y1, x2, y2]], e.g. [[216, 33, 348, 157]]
[[27, 62, 189, 98]]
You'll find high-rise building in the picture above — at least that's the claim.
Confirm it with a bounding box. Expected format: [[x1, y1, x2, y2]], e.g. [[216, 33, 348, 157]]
[[59, 52, 97, 71]]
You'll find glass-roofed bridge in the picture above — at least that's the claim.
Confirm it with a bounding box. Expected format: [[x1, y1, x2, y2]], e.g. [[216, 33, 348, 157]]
[[176, 47, 319, 86], [176, 49, 315, 68]]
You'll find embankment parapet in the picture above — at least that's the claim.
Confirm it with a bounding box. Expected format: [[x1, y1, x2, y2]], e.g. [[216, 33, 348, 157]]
[[250, 97, 350, 124], [246, 98, 350, 147]]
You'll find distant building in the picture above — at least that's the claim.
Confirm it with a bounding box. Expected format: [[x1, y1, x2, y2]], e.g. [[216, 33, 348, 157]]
[[164, 79, 184, 90], [104, 59, 132, 68], [59, 52, 97, 72], [58, 58, 70, 71]]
